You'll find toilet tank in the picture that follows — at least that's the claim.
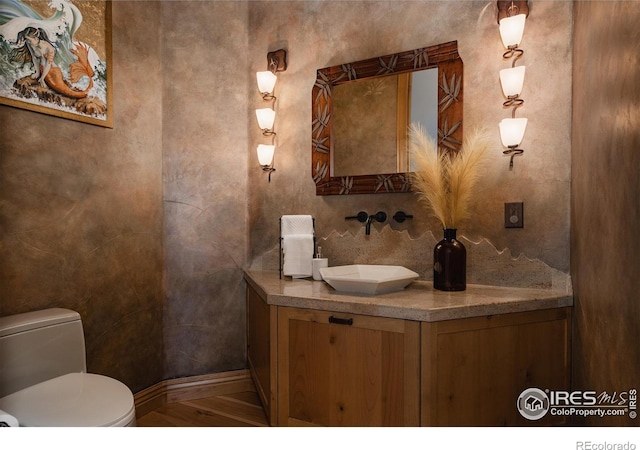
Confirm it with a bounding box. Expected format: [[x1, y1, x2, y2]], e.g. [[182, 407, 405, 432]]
[[0, 308, 87, 398]]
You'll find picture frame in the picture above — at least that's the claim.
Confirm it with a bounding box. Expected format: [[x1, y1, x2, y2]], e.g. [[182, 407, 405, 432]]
[[0, 0, 113, 128]]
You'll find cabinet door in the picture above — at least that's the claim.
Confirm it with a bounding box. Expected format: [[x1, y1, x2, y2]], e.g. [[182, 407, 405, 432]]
[[246, 285, 277, 425], [277, 306, 420, 426], [421, 307, 571, 426]]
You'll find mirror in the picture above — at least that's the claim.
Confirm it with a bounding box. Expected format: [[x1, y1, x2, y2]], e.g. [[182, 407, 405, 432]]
[[332, 68, 438, 176], [312, 41, 463, 195]]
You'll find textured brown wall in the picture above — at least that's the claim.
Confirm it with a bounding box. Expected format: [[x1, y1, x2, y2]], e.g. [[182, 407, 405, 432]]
[[571, 1, 640, 426], [161, 1, 250, 379], [0, 2, 164, 393], [248, 1, 573, 274], [0, 1, 578, 394], [0, 0, 249, 390]]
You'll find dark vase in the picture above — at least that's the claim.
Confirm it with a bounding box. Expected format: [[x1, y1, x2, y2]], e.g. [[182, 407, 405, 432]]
[[433, 228, 466, 291]]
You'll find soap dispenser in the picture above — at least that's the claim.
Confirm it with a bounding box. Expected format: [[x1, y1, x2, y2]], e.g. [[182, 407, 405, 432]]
[[312, 246, 328, 281]]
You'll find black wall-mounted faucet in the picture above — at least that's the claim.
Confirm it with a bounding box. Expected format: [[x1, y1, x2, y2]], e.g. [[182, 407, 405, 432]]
[[366, 211, 387, 235], [345, 211, 387, 235], [392, 211, 414, 223], [345, 211, 368, 223]]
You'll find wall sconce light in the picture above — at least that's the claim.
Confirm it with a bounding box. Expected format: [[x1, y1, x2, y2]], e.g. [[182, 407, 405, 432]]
[[499, 66, 525, 106], [499, 13, 526, 58], [257, 144, 276, 167], [255, 108, 276, 135], [256, 71, 277, 100], [497, 0, 529, 169], [255, 49, 287, 181], [499, 117, 528, 161]]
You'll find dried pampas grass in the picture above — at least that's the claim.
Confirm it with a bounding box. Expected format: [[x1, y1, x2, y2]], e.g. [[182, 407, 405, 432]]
[[410, 123, 491, 229]]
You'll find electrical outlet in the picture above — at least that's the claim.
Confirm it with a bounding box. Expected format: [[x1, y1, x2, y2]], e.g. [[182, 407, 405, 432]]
[[505, 202, 524, 228]]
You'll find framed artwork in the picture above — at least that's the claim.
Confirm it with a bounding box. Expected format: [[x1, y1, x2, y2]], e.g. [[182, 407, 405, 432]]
[[0, 0, 112, 127]]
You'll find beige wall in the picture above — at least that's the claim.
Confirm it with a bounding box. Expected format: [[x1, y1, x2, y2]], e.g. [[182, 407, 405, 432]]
[[248, 1, 573, 274], [0, 2, 164, 393], [0, 1, 575, 392], [571, 1, 640, 426], [161, 1, 250, 379]]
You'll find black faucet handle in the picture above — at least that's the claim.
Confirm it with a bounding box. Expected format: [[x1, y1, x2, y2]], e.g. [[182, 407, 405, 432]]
[[372, 211, 387, 223], [392, 211, 413, 223], [345, 211, 368, 223]]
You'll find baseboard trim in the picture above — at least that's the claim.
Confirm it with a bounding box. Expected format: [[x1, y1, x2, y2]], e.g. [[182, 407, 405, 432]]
[[134, 369, 254, 418]]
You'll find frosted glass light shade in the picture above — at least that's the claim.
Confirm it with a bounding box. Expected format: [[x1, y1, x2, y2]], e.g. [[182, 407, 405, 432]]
[[256, 108, 276, 130], [500, 66, 526, 97], [256, 71, 277, 94], [499, 14, 526, 48], [257, 144, 275, 166], [499, 118, 528, 147]]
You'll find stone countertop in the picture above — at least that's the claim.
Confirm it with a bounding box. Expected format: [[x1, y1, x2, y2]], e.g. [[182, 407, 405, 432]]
[[244, 270, 573, 322]]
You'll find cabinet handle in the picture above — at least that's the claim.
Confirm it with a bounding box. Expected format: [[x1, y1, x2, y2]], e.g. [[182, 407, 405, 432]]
[[329, 316, 353, 326]]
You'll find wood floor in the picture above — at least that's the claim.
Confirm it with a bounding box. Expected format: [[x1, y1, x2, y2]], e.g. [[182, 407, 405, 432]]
[[137, 389, 269, 427]]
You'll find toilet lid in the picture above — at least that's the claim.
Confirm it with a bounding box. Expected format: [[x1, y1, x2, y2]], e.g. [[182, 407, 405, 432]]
[[0, 373, 135, 427]]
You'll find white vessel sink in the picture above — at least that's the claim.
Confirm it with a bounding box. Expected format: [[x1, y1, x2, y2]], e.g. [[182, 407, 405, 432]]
[[319, 265, 419, 295]]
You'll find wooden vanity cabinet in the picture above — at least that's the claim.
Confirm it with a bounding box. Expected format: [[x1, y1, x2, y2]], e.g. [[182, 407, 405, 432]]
[[246, 285, 278, 425], [421, 307, 572, 426], [246, 281, 571, 427], [277, 306, 420, 426]]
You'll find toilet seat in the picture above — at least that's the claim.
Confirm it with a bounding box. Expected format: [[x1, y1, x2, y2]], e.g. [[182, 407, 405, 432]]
[[0, 372, 136, 427]]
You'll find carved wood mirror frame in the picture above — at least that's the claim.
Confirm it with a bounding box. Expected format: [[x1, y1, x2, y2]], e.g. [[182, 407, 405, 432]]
[[312, 40, 463, 195]]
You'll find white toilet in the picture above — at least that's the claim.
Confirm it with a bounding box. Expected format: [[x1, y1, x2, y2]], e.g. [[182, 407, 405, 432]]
[[0, 308, 136, 427]]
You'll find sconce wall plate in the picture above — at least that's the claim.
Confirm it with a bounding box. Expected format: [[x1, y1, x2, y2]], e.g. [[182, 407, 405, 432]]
[[497, 0, 529, 23], [267, 49, 287, 73]]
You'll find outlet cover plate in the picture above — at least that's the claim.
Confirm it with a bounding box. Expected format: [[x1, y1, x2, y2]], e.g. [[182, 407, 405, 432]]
[[505, 202, 524, 228]]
